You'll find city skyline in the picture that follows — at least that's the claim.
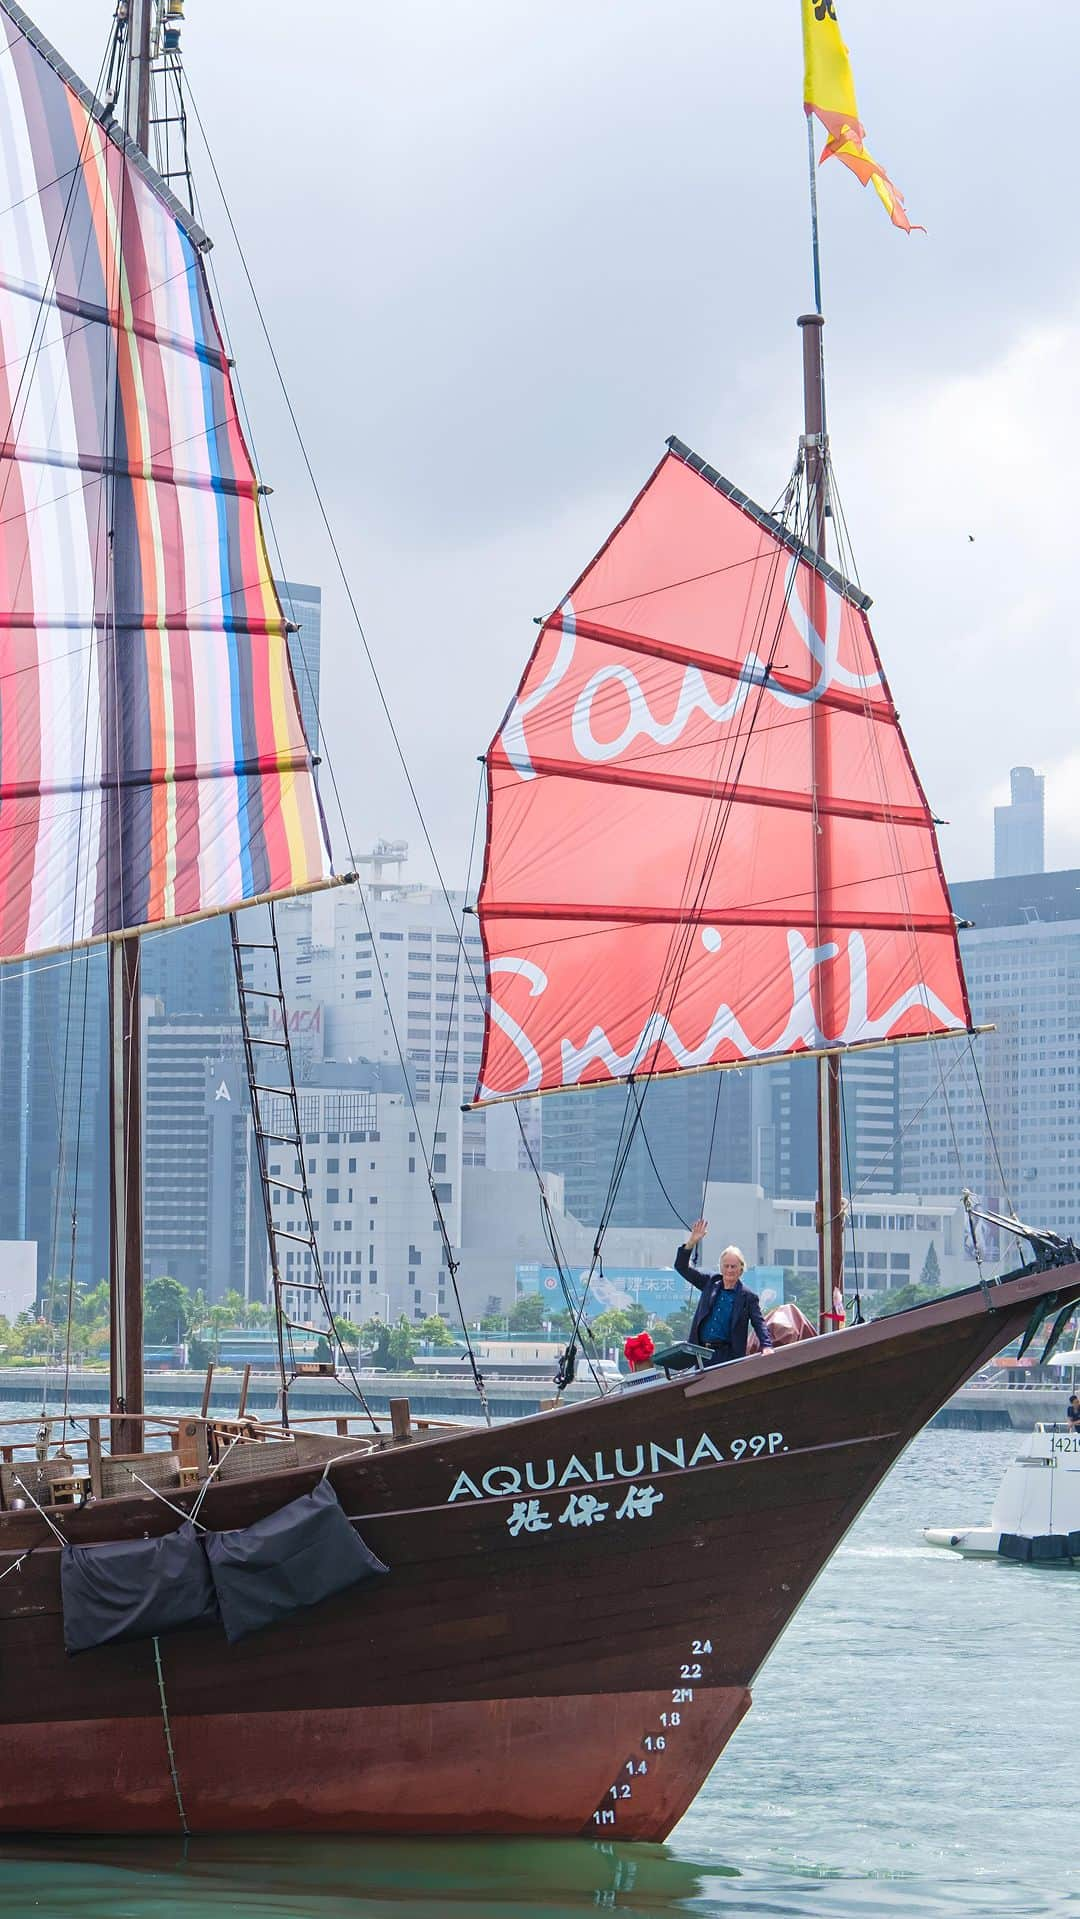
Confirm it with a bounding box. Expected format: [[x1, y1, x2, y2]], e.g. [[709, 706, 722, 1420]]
[[3, 802, 1080, 1315]]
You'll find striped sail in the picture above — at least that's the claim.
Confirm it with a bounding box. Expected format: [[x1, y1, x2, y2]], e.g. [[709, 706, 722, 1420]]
[[0, 2, 333, 960]]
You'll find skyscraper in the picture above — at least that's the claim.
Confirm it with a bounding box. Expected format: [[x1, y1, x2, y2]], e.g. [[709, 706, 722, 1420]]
[[0, 951, 110, 1296], [994, 765, 1045, 878], [275, 579, 322, 763], [139, 911, 235, 1023], [900, 868, 1080, 1241], [143, 1013, 247, 1295], [539, 1071, 754, 1234], [751, 1050, 900, 1200], [235, 844, 487, 1310]]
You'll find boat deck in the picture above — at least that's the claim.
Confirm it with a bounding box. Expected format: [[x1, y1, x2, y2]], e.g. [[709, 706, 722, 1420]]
[[0, 1404, 462, 1516]]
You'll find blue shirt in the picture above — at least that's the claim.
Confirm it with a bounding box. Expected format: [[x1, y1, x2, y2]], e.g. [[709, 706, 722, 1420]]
[[701, 1283, 737, 1347]]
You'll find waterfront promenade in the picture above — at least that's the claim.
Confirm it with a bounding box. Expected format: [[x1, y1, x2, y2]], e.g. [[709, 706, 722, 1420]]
[[0, 1365, 598, 1423], [0, 1367, 1066, 1428]]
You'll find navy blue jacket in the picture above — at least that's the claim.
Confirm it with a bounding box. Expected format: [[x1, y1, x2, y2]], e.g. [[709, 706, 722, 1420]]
[[674, 1244, 773, 1356]]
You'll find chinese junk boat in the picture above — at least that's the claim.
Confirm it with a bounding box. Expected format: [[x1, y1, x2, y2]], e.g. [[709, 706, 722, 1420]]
[[0, 0, 1077, 1841]]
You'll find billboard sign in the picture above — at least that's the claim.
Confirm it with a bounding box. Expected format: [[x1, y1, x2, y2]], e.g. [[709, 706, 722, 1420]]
[[270, 1001, 325, 1064]]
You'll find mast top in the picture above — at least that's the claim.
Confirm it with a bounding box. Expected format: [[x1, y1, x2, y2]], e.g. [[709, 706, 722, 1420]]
[[0, 0, 209, 248]]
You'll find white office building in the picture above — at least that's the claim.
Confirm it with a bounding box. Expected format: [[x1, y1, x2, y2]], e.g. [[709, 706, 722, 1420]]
[[268, 1083, 460, 1325], [240, 840, 488, 1165], [466, 1176, 971, 1316], [0, 1241, 37, 1322]]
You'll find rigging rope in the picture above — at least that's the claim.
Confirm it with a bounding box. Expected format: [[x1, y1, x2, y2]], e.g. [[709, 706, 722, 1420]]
[[698, 1073, 726, 1223], [558, 472, 813, 1364], [428, 774, 491, 1421], [152, 1636, 191, 1837], [183, 84, 503, 1394], [836, 1056, 863, 1324], [183, 82, 604, 1406], [629, 1088, 694, 1231], [966, 1034, 1016, 1218], [0, 20, 128, 1418], [197, 56, 818, 1387], [826, 459, 1015, 1270]]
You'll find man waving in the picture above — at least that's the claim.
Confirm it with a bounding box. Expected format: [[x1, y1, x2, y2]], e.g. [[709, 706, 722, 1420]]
[[675, 1220, 773, 1367]]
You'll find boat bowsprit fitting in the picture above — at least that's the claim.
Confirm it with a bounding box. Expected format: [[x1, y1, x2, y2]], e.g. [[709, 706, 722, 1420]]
[[924, 1424, 1080, 1564]]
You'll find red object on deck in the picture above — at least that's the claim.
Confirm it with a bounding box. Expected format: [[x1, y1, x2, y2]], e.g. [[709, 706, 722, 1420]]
[[624, 1331, 656, 1370]]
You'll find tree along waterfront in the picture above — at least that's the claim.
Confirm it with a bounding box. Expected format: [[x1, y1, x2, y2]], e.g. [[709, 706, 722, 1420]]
[[0, 1263, 950, 1375], [0, 1273, 706, 1374]]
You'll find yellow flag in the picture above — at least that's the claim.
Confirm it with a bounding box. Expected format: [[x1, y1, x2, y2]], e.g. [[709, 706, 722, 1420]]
[[802, 0, 920, 233]]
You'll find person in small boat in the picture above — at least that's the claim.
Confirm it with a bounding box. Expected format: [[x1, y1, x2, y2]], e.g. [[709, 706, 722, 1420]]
[[675, 1222, 773, 1366], [1067, 1391, 1080, 1432]]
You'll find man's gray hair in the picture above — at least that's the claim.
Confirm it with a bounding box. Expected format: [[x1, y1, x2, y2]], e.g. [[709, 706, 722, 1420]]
[[720, 1245, 747, 1273]]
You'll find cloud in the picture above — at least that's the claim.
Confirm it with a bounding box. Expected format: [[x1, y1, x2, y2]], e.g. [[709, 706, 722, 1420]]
[[828, 307, 1080, 880], [1038, 752, 1080, 870]]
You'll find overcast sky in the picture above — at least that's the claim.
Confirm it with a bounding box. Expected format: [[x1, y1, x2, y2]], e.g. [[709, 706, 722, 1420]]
[[34, 0, 1080, 890]]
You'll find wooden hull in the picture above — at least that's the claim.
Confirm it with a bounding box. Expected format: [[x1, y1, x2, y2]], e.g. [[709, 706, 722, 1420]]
[[1, 1261, 1076, 1838]]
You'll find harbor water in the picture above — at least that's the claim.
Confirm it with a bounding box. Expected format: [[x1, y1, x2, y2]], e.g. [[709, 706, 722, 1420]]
[[1, 1423, 1077, 1918]]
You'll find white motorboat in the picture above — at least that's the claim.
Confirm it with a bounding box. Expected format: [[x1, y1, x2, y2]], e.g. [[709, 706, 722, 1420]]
[[925, 1425, 1080, 1562]]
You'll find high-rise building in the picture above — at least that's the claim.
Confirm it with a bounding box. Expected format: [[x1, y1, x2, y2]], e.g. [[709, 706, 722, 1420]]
[[994, 765, 1045, 878], [242, 844, 488, 1162], [539, 1071, 753, 1234], [234, 844, 490, 1314], [266, 1068, 455, 1326], [275, 578, 322, 763], [751, 1049, 900, 1201], [0, 952, 110, 1297], [143, 1013, 256, 1297], [900, 868, 1080, 1245], [535, 1027, 901, 1231], [140, 911, 235, 1023]]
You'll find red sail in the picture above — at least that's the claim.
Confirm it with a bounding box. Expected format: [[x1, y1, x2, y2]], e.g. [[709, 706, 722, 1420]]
[[475, 440, 971, 1102]]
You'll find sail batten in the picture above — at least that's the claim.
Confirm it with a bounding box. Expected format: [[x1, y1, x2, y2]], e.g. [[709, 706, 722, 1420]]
[[0, 441, 262, 499], [481, 905, 959, 933], [0, 269, 230, 368], [486, 750, 930, 828], [0, 4, 333, 960], [545, 612, 894, 720], [0, 870, 355, 967], [475, 442, 971, 1103]]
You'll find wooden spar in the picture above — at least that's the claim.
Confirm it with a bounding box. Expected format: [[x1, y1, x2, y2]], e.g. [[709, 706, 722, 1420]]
[[798, 311, 844, 1338], [462, 1023, 993, 1110], [108, 0, 153, 1456], [0, 872, 357, 970]]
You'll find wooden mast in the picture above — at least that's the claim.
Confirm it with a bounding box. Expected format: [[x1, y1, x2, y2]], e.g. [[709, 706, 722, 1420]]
[[799, 307, 845, 1337], [108, 0, 153, 1455], [799, 95, 846, 1339]]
